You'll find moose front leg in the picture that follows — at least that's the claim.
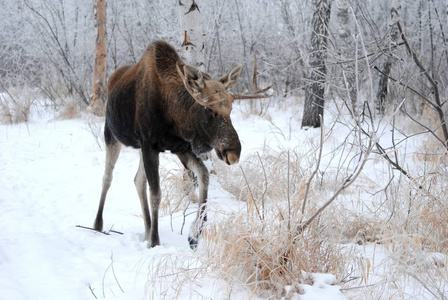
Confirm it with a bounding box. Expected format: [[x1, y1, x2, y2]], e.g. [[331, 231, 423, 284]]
[[176, 152, 209, 250], [141, 146, 161, 248]]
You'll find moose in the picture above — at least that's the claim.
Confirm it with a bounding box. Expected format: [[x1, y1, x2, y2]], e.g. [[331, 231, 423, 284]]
[[93, 40, 271, 249]]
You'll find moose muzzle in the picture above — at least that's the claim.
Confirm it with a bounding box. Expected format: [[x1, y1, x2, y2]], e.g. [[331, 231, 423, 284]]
[[216, 145, 241, 165]]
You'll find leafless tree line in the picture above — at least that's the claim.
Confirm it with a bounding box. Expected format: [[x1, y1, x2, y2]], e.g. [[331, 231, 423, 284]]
[[0, 0, 447, 124]]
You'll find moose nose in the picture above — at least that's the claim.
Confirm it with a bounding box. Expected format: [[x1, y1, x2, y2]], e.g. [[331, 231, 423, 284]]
[[225, 150, 240, 165], [220, 148, 240, 165]]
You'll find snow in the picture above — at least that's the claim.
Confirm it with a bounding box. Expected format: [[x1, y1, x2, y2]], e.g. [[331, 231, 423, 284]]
[[1, 100, 443, 299], [299, 274, 345, 300]]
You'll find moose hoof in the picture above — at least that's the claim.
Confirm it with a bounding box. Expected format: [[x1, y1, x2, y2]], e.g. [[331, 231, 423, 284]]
[[188, 236, 198, 250], [93, 218, 103, 232], [147, 237, 160, 248]]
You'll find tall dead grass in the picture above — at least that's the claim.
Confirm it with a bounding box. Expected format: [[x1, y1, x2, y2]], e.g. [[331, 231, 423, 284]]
[[0, 86, 36, 124], [204, 149, 353, 298]]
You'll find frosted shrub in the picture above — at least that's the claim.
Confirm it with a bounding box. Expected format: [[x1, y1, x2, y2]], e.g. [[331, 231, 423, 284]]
[[0, 87, 36, 124]]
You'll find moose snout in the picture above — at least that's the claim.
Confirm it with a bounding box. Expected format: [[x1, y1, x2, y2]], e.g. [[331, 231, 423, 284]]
[[217, 147, 241, 165], [224, 149, 240, 165]]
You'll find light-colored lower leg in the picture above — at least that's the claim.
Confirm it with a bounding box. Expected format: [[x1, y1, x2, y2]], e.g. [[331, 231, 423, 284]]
[[178, 153, 209, 249], [94, 142, 122, 231], [134, 150, 151, 240]]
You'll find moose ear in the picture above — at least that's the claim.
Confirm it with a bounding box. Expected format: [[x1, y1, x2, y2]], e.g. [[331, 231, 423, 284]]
[[183, 65, 205, 93], [219, 66, 242, 90]]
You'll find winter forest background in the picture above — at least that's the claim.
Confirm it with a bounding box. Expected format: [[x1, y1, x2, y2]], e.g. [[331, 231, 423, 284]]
[[1, 0, 448, 299], [2, 0, 446, 116]]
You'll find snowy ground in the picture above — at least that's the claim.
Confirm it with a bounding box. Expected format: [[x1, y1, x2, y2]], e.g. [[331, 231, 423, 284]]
[[0, 100, 445, 299], [0, 101, 348, 299]]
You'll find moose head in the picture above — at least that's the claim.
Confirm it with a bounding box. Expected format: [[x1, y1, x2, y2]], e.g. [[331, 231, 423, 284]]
[[177, 63, 243, 165]]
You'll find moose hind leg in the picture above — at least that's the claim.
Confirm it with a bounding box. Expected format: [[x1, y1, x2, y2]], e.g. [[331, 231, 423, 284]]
[[134, 150, 151, 241], [141, 146, 161, 248], [177, 153, 209, 250], [94, 140, 122, 232]]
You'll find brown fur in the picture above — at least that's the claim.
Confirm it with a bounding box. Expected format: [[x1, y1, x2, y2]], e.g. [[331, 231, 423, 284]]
[[94, 40, 243, 249]]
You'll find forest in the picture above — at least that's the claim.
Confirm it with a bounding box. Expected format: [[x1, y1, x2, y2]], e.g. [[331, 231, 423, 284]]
[[1, 0, 447, 299]]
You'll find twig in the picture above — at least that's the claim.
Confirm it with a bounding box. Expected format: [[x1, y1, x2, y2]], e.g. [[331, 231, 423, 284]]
[[328, 41, 405, 66], [297, 131, 374, 235], [300, 115, 324, 221], [88, 284, 97, 299], [339, 282, 385, 292], [108, 225, 124, 235], [400, 107, 447, 147], [396, 21, 448, 146], [370, 65, 436, 109], [75, 225, 123, 235], [430, 0, 448, 66], [240, 166, 262, 221], [180, 199, 191, 235], [256, 152, 267, 221], [287, 150, 291, 231], [102, 252, 124, 297], [109, 252, 124, 293], [358, 113, 441, 202]]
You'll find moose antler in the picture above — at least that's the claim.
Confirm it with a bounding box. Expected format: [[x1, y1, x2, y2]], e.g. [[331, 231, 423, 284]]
[[176, 63, 229, 107], [176, 63, 208, 107], [231, 56, 273, 100]]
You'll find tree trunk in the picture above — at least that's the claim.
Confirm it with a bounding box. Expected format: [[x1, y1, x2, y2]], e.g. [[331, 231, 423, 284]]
[[375, 0, 400, 114], [301, 0, 332, 128], [90, 0, 107, 116], [178, 0, 205, 72], [336, 0, 358, 118], [178, 0, 211, 169]]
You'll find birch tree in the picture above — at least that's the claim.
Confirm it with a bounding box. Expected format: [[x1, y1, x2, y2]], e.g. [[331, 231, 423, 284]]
[[301, 0, 332, 128], [90, 0, 107, 116], [178, 0, 205, 71]]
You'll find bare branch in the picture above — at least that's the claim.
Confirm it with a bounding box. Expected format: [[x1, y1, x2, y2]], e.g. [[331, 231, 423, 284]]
[[76, 225, 123, 235], [400, 108, 447, 147], [300, 115, 324, 222], [297, 135, 374, 235], [370, 65, 437, 109], [396, 21, 448, 147], [88, 284, 97, 299]]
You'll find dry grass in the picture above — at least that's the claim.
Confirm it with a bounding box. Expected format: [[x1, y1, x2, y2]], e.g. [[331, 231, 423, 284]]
[[213, 148, 308, 206], [0, 86, 36, 124], [145, 252, 209, 300], [56, 103, 81, 120], [202, 149, 353, 298], [203, 210, 351, 298]]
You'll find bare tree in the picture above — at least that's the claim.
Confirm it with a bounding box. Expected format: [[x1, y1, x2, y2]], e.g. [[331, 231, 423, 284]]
[[23, 0, 93, 106], [301, 0, 332, 128], [336, 0, 358, 118], [375, 0, 400, 114], [90, 0, 107, 116]]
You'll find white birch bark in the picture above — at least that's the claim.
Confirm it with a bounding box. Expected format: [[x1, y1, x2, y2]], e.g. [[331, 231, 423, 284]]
[[178, 1, 210, 173], [178, 0, 205, 72]]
